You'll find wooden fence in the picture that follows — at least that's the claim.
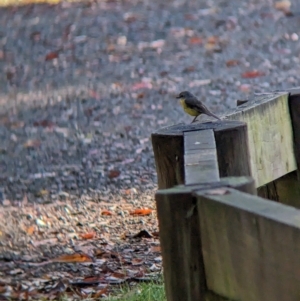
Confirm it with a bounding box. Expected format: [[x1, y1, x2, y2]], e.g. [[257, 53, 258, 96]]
[[151, 89, 300, 301]]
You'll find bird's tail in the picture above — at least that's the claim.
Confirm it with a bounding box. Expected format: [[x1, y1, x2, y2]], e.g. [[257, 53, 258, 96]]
[[205, 108, 221, 120]]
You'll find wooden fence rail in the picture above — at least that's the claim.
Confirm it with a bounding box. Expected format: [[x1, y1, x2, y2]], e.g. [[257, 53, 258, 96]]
[[151, 89, 300, 301]]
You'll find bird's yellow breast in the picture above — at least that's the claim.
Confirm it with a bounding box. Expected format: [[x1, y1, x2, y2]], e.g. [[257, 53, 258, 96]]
[[179, 98, 199, 116]]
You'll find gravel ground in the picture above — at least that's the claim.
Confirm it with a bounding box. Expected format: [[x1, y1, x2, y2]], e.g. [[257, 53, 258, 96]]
[[0, 0, 299, 202], [0, 0, 300, 296]]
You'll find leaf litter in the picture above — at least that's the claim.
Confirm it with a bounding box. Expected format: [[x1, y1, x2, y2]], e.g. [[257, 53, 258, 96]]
[[0, 193, 161, 300]]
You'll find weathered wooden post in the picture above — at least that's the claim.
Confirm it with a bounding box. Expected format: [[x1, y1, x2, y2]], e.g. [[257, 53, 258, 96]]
[[151, 121, 251, 189], [156, 177, 256, 301], [153, 119, 255, 301]]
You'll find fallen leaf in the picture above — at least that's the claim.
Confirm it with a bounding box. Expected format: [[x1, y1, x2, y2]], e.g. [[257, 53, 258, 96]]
[[53, 253, 93, 263], [130, 208, 153, 216], [23, 139, 41, 148], [26, 225, 35, 235], [71, 276, 102, 288], [80, 232, 96, 240], [131, 81, 153, 91], [226, 59, 240, 67], [150, 245, 161, 252], [274, 0, 291, 12], [241, 71, 265, 78], [92, 287, 108, 298], [45, 51, 59, 61], [101, 210, 113, 216], [131, 258, 143, 266], [205, 36, 220, 51], [35, 189, 49, 197], [33, 119, 55, 128], [239, 84, 251, 92], [106, 272, 127, 284], [108, 170, 121, 179], [188, 37, 203, 45]]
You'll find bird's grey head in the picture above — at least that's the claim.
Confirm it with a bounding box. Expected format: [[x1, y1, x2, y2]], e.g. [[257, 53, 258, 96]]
[[176, 91, 193, 99]]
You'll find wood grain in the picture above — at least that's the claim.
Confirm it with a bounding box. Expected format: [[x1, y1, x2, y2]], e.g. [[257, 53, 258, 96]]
[[197, 187, 300, 301], [156, 177, 255, 301], [226, 92, 296, 187], [184, 129, 219, 184]]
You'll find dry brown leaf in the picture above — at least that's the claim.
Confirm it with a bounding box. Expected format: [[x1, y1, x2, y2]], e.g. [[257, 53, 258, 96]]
[[274, 0, 291, 12], [188, 37, 203, 45], [26, 225, 35, 235], [92, 287, 108, 298], [226, 59, 240, 67], [108, 170, 121, 179], [205, 36, 219, 50], [132, 258, 143, 266], [239, 84, 251, 92], [53, 253, 93, 263], [130, 208, 153, 216], [33, 119, 55, 128], [80, 232, 96, 240], [131, 81, 153, 91], [150, 245, 161, 253], [241, 70, 265, 78], [45, 51, 59, 61], [36, 189, 49, 197], [101, 210, 113, 216], [23, 139, 41, 148]]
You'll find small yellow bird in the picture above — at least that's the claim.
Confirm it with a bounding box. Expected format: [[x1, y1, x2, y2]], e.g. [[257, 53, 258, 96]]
[[176, 91, 221, 123]]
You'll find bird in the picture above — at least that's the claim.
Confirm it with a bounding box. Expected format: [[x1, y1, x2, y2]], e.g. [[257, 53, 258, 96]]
[[176, 91, 221, 123]]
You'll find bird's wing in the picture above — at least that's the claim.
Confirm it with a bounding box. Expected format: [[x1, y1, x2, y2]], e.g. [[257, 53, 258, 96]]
[[185, 96, 221, 120], [185, 97, 203, 114], [184, 96, 206, 114]]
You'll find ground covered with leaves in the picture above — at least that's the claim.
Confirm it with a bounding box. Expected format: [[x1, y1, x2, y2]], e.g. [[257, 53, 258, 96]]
[[0, 0, 299, 299]]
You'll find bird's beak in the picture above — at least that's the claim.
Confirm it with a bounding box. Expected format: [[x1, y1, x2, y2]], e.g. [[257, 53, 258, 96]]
[[175, 94, 180, 99]]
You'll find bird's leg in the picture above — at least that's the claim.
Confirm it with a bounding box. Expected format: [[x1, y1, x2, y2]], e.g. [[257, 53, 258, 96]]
[[191, 116, 198, 123]]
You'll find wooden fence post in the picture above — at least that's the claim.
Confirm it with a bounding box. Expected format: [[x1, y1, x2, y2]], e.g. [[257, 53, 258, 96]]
[[156, 177, 255, 301], [152, 121, 251, 189]]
